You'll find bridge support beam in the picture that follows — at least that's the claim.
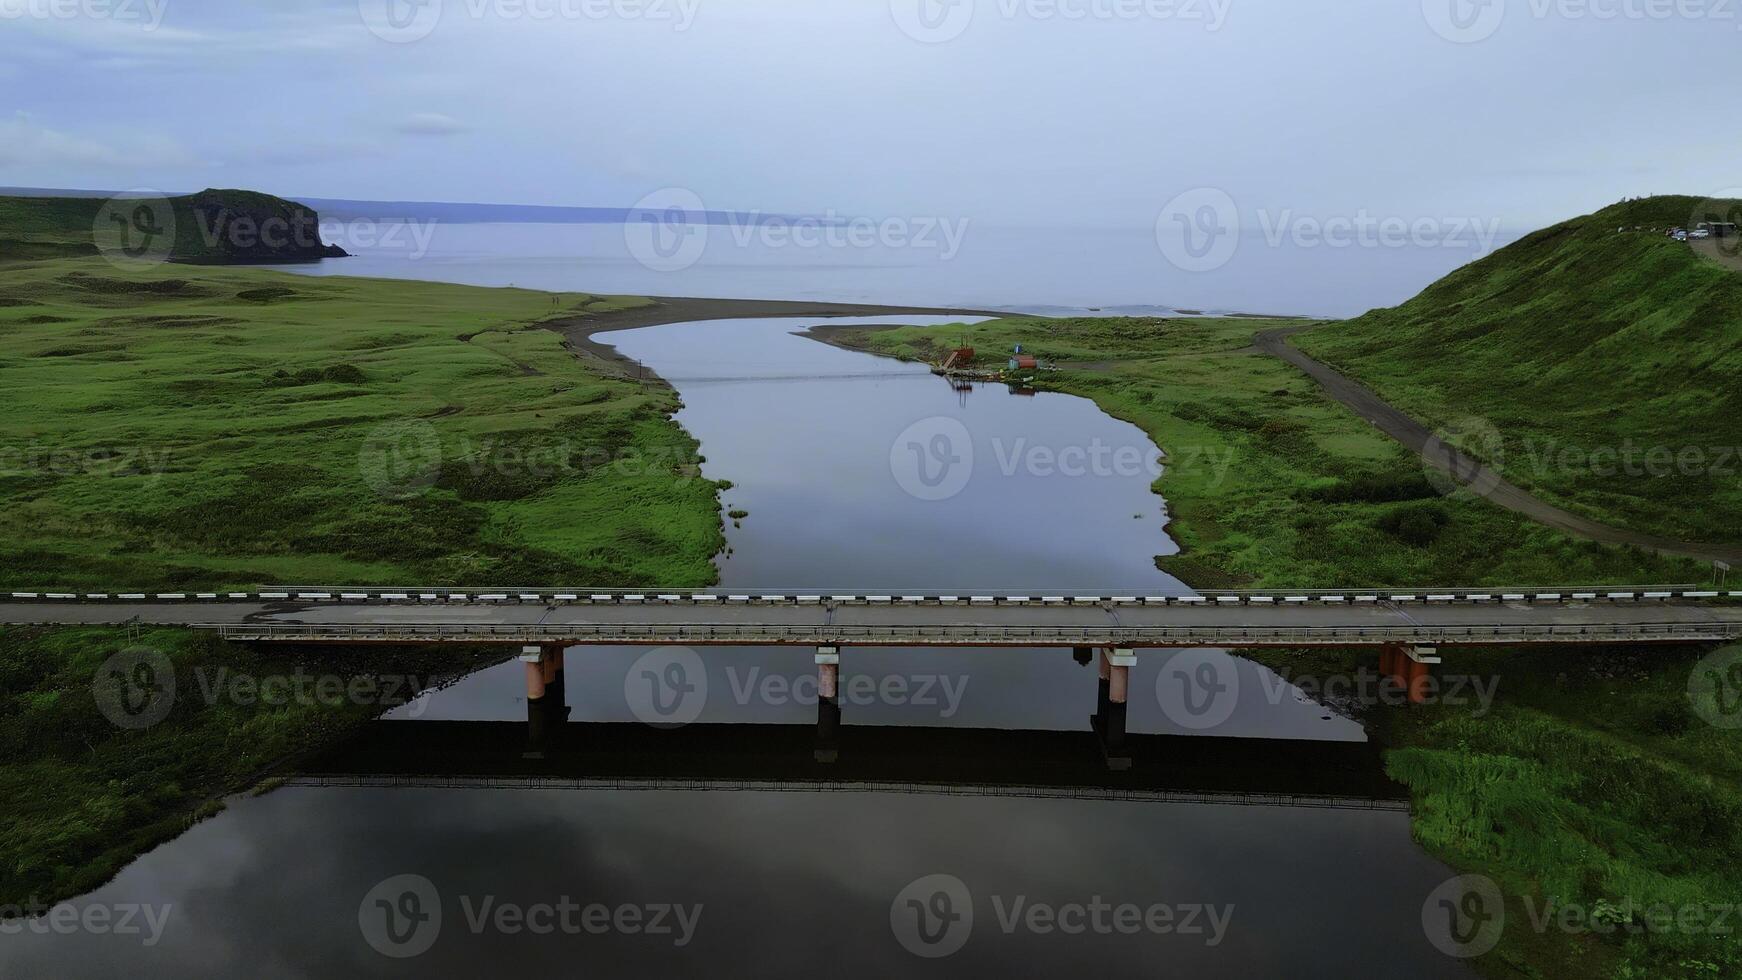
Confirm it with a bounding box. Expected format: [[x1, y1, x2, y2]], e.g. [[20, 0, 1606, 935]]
[[815, 646, 841, 764]]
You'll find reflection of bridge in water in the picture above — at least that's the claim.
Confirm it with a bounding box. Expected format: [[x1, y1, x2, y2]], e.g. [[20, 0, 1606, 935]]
[[292, 698, 1410, 812]]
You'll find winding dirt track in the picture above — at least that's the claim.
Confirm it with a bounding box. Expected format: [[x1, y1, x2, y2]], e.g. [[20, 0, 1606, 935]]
[[1253, 325, 1742, 564]]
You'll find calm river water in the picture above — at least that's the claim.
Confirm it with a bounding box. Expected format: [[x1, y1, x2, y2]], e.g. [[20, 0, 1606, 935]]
[[0, 317, 1471, 978]]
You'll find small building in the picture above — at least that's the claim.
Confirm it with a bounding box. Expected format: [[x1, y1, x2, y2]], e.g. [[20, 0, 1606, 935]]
[[1009, 354, 1038, 371]]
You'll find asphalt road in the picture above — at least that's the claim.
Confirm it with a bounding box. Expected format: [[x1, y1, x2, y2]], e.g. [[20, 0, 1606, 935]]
[[6, 596, 1737, 648]]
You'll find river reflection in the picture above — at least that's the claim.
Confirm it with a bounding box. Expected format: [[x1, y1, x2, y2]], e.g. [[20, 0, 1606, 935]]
[[0, 317, 1471, 978]]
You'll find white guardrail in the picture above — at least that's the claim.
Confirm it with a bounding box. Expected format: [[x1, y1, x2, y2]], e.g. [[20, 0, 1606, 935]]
[[4, 586, 1739, 607]]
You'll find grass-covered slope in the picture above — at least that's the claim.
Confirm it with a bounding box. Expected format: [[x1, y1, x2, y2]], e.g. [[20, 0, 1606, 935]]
[[0, 626, 500, 907], [0, 256, 724, 588], [1, 189, 347, 263], [1296, 196, 1742, 544], [829, 316, 1703, 588]]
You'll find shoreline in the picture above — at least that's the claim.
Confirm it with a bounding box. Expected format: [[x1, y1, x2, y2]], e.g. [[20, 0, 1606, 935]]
[[542, 296, 1004, 384]]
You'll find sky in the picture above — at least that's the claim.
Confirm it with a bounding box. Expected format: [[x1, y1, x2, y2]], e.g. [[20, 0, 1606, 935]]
[[2, 0, 1739, 232]]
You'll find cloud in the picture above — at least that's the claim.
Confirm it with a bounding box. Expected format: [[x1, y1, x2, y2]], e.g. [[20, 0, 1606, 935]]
[[394, 112, 468, 137], [0, 112, 200, 171]]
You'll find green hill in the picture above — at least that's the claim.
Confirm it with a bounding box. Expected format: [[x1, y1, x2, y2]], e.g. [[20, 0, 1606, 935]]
[[0, 189, 347, 264], [1295, 195, 1742, 544]]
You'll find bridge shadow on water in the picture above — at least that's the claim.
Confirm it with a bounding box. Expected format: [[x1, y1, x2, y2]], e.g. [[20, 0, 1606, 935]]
[[294, 698, 1409, 812]]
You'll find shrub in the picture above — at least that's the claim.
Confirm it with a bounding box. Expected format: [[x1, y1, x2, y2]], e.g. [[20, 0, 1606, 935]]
[[1376, 503, 1451, 546]]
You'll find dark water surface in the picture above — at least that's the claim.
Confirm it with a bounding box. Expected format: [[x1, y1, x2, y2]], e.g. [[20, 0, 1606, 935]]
[[0, 318, 1470, 978]]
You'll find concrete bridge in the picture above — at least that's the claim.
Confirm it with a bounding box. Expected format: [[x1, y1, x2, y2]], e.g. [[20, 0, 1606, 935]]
[[5, 585, 1738, 648], [11, 584, 1737, 756]]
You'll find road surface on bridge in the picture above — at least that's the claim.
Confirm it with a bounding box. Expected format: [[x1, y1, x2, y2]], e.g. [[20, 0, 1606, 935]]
[[4, 591, 1739, 647]]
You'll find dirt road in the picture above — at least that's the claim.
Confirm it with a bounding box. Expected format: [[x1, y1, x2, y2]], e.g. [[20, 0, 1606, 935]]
[[1254, 325, 1742, 564]]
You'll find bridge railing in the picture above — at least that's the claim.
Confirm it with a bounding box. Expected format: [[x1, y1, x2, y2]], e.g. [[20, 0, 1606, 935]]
[[207, 621, 1742, 647], [11, 584, 1740, 608]]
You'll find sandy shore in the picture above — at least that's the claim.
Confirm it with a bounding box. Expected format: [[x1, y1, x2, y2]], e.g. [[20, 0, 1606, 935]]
[[543, 295, 1002, 383]]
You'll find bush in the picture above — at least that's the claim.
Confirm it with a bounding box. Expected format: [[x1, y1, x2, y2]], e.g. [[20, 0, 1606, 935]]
[[1313, 472, 1441, 504], [1377, 503, 1451, 546]]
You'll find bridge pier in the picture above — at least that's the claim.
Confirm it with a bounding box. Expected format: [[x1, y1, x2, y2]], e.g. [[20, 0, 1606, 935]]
[[1094, 648, 1135, 770], [1379, 644, 1440, 705], [815, 646, 841, 763], [521, 646, 548, 702]]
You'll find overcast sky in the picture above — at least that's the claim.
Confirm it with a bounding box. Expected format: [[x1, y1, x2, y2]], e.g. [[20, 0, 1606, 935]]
[[2, 0, 1737, 230]]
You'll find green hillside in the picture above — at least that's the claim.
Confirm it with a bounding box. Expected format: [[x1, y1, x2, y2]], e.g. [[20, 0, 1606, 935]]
[[0, 189, 347, 264], [1295, 195, 1742, 544]]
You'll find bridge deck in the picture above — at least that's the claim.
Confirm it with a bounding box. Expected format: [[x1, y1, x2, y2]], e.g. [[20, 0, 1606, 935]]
[[4, 592, 1739, 647]]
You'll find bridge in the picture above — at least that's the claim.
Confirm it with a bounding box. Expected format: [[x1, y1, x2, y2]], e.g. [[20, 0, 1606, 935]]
[[5, 584, 1739, 648], [11, 584, 1737, 755]]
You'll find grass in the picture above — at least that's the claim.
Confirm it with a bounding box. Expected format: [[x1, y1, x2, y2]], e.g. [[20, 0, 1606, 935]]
[[0, 254, 725, 589], [1295, 196, 1742, 545], [1253, 644, 1742, 979], [835, 315, 1708, 588], [0, 217, 730, 909], [0, 625, 504, 907]]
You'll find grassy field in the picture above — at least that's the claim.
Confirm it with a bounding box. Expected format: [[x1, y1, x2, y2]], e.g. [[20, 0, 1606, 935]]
[[1253, 644, 1742, 979], [833, 315, 1708, 588], [0, 625, 503, 907], [0, 255, 726, 589], [1295, 196, 1742, 545]]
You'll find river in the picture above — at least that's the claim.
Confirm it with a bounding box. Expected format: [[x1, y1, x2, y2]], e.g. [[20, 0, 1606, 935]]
[[1, 310, 1474, 976]]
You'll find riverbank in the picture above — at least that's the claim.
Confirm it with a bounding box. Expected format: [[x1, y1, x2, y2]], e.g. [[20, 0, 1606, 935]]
[[545, 296, 1004, 383], [818, 316, 1707, 588], [0, 625, 505, 907], [821, 313, 1740, 979], [1250, 643, 1742, 979]]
